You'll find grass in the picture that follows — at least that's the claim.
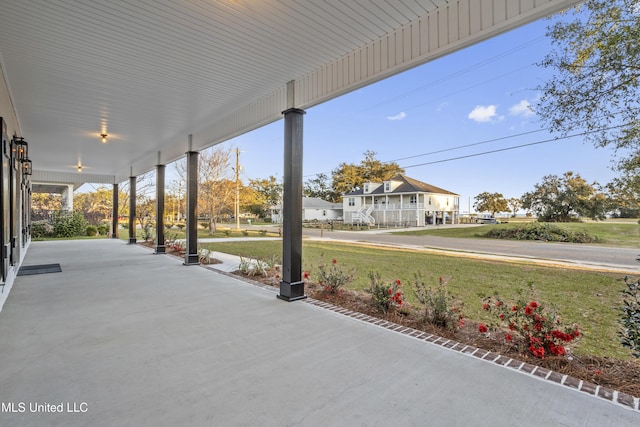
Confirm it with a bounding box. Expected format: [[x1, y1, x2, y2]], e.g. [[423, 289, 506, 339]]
[[393, 221, 640, 248], [201, 239, 637, 359]]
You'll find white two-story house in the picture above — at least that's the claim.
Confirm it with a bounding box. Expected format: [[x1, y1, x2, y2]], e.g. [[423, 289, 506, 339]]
[[342, 175, 460, 227]]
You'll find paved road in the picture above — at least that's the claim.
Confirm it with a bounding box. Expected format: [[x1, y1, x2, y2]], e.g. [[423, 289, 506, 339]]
[[300, 227, 640, 273]]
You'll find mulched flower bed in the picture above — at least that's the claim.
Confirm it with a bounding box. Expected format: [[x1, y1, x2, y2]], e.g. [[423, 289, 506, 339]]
[[239, 271, 640, 399]]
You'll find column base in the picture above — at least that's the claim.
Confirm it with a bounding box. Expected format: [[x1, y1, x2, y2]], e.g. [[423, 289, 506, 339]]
[[277, 281, 307, 302], [128, 238, 137, 244], [183, 253, 200, 266], [154, 245, 166, 254]]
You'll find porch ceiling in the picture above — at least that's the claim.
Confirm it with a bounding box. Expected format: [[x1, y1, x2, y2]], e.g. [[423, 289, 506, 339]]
[[0, 0, 580, 184]]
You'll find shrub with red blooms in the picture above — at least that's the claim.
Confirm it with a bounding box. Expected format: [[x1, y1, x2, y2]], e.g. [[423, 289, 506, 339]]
[[366, 270, 404, 313], [412, 273, 464, 330], [480, 287, 580, 359], [316, 255, 354, 294]]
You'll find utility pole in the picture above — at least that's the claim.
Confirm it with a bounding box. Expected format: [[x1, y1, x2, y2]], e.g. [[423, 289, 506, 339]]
[[235, 147, 240, 231]]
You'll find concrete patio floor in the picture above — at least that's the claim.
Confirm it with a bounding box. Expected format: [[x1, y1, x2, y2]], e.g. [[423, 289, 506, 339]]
[[1, 239, 639, 426]]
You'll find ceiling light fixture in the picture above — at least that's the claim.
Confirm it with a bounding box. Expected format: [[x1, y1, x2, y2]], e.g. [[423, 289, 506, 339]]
[[100, 133, 108, 143], [77, 164, 83, 172]]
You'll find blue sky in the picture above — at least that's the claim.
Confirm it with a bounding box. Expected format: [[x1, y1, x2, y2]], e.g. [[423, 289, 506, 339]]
[[224, 13, 619, 214]]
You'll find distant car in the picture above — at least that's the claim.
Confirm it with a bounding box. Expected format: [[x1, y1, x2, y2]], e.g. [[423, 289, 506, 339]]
[[476, 214, 497, 224]]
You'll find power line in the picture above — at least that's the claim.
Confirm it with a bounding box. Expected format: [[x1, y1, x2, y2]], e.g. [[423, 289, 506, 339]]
[[400, 124, 626, 169]]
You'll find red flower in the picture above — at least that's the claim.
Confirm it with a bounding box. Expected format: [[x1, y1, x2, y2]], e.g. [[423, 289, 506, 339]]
[[524, 306, 533, 316], [395, 279, 401, 286], [478, 323, 488, 333], [303, 271, 309, 279], [499, 313, 505, 320], [332, 258, 337, 264], [573, 329, 580, 337], [439, 276, 443, 283], [594, 369, 602, 376], [387, 288, 393, 294], [495, 301, 503, 307], [511, 305, 518, 312], [529, 301, 538, 309], [505, 334, 512, 341], [396, 291, 402, 298], [397, 299, 403, 306], [482, 303, 490, 311], [509, 323, 515, 331], [459, 319, 466, 327]]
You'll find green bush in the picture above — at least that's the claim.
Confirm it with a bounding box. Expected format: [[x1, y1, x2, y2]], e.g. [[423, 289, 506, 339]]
[[619, 274, 640, 358], [31, 221, 53, 239], [53, 211, 88, 238], [482, 222, 600, 243], [97, 224, 109, 235], [86, 225, 98, 236]]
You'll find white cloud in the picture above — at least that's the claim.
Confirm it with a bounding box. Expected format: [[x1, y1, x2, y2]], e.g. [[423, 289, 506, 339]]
[[386, 111, 407, 121], [436, 101, 450, 112], [468, 105, 499, 123], [509, 99, 535, 117]]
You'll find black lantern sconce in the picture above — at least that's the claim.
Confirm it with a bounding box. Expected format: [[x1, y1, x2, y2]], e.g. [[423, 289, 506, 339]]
[[23, 158, 32, 176], [12, 136, 28, 162]]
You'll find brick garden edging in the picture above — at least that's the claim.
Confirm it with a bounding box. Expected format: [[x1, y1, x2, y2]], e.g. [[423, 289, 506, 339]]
[[304, 297, 640, 413]]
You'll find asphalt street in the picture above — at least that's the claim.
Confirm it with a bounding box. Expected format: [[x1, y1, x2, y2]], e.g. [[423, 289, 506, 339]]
[[299, 226, 640, 273]]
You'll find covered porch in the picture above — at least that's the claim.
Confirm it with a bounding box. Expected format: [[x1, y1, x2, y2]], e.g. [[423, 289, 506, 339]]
[[1, 239, 637, 426]]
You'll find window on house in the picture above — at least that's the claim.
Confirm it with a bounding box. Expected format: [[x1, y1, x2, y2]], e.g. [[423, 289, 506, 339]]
[[428, 197, 432, 205], [364, 183, 369, 193], [384, 182, 390, 192], [410, 195, 417, 204], [348, 198, 355, 206]]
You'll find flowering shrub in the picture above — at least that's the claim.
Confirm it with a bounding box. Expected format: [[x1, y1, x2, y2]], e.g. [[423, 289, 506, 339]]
[[481, 288, 580, 358], [316, 256, 354, 294], [412, 273, 464, 330], [167, 239, 186, 252], [366, 271, 403, 314], [619, 274, 640, 358]]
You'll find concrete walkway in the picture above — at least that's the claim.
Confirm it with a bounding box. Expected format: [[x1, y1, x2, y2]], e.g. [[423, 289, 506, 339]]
[[1, 239, 639, 426]]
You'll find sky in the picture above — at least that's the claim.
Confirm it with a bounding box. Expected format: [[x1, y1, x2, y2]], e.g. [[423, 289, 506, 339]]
[[218, 12, 620, 214]]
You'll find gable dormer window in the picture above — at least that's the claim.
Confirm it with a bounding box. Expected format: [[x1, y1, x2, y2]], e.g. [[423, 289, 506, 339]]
[[384, 182, 391, 192], [364, 183, 369, 193]]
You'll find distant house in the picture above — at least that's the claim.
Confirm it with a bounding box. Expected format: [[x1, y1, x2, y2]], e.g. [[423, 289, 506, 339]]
[[342, 175, 460, 227], [271, 197, 343, 223]]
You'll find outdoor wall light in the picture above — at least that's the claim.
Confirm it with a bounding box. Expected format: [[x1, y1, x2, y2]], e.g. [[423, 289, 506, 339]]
[[22, 158, 32, 176], [100, 133, 108, 143], [12, 136, 28, 162]]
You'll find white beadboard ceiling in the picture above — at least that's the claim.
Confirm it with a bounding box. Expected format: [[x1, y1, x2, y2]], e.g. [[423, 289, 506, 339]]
[[0, 0, 580, 184]]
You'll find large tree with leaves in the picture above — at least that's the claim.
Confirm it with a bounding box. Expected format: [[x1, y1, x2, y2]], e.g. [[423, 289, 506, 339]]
[[537, 0, 640, 171], [473, 192, 509, 217], [332, 150, 404, 196], [521, 171, 607, 221], [606, 169, 640, 217], [304, 173, 336, 202]]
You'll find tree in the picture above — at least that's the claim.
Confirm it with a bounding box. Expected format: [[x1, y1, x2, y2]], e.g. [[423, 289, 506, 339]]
[[521, 171, 607, 222], [473, 192, 508, 217], [74, 186, 113, 225], [304, 173, 335, 202], [32, 193, 62, 212], [331, 150, 404, 196], [507, 197, 522, 218], [248, 175, 283, 218], [537, 0, 640, 171], [606, 170, 640, 218]]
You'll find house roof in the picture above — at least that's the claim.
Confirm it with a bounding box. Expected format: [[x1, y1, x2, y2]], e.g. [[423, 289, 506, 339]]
[[344, 175, 459, 197]]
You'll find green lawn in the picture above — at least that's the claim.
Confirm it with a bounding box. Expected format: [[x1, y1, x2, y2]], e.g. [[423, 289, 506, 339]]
[[201, 239, 636, 359], [392, 221, 640, 248], [116, 227, 279, 241]]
